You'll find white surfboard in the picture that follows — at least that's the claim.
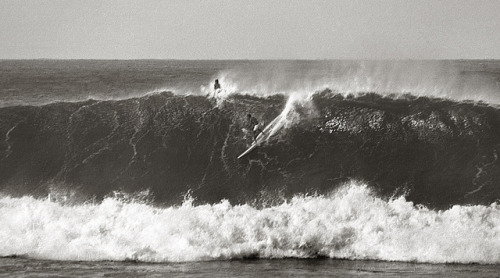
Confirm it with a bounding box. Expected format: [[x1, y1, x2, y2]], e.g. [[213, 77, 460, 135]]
[[237, 114, 284, 159], [237, 132, 266, 159]]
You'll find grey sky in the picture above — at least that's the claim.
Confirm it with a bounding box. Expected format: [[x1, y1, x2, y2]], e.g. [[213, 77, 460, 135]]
[[1, 0, 499, 59]]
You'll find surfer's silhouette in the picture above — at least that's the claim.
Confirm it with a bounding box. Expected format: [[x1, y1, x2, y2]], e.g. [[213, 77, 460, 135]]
[[214, 79, 221, 91], [247, 114, 263, 141], [208, 79, 222, 98]]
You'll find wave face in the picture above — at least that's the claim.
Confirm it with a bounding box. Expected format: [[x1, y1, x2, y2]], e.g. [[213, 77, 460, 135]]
[[1, 183, 499, 264], [1, 90, 500, 208]]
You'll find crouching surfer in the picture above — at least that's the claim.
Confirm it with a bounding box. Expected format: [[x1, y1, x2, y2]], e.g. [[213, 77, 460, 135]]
[[247, 113, 263, 141]]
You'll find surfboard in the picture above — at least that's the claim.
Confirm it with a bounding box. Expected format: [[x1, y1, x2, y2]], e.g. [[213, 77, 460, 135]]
[[237, 114, 284, 159], [237, 132, 266, 159]]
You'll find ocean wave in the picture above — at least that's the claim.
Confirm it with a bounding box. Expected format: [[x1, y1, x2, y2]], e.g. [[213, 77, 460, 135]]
[[1, 182, 498, 264], [0, 90, 500, 208]]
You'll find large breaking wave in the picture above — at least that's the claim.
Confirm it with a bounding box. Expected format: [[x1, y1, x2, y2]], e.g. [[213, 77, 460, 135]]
[[1, 90, 499, 207], [1, 88, 500, 264]]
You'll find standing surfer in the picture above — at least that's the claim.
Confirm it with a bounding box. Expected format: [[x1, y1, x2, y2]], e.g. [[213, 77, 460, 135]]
[[214, 79, 221, 91], [208, 79, 221, 98]]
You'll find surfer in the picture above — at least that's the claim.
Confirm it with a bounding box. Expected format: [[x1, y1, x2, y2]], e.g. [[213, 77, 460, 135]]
[[214, 79, 221, 91], [208, 79, 221, 98], [247, 114, 263, 141]]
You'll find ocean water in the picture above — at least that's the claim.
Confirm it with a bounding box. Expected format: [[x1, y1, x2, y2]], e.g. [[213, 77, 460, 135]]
[[1, 59, 500, 277]]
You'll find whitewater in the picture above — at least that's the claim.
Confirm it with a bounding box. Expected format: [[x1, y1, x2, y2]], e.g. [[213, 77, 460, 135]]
[[0, 60, 500, 276], [1, 183, 499, 264]]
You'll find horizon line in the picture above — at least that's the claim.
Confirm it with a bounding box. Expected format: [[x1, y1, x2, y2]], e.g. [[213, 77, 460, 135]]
[[1, 58, 499, 61]]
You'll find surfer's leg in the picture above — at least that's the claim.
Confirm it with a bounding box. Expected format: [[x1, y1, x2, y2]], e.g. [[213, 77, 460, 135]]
[[253, 125, 263, 136]]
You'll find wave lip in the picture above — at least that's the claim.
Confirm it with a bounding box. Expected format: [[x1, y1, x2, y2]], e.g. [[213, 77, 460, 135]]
[[1, 183, 499, 264]]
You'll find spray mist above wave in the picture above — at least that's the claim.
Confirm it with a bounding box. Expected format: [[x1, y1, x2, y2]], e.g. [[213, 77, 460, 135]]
[[1, 182, 499, 264], [1, 60, 498, 108], [204, 60, 500, 105]]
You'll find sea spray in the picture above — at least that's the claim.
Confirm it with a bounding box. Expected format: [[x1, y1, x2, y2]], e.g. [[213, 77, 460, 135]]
[[204, 60, 500, 104], [1, 182, 499, 263]]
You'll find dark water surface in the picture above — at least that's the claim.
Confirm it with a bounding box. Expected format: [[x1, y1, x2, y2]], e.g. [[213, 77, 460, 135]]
[[1, 257, 500, 278]]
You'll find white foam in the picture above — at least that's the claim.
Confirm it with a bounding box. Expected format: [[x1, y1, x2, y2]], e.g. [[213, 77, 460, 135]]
[[1, 182, 499, 263]]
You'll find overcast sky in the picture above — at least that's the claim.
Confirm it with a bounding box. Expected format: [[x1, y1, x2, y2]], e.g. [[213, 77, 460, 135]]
[[1, 0, 499, 59]]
